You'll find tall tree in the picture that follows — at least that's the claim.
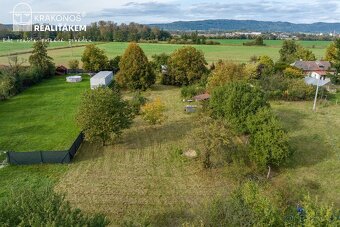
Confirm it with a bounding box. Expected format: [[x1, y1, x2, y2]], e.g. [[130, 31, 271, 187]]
[[325, 39, 340, 84], [81, 44, 108, 72], [210, 82, 269, 133], [279, 40, 315, 63], [207, 61, 245, 91], [116, 43, 155, 90], [28, 41, 55, 78], [77, 87, 133, 146], [166, 46, 208, 86], [246, 107, 291, 174]]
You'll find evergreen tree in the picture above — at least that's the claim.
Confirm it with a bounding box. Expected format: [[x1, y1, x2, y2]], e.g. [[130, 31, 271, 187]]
[[28, 41, 55, 78]]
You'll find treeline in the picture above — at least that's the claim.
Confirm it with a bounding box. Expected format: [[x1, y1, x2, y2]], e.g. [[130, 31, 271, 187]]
[[0, 41, 55, 100], [168, 31, 220, 45], [0, 21, 171, 42]]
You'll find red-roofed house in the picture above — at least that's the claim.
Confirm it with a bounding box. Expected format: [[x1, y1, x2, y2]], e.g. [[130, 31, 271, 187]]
[[290, 60, 334, 76]]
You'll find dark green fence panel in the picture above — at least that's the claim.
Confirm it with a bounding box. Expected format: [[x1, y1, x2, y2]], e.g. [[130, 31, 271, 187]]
[[6, 132, 84, 165], [41, 151, 71, 163], [7, 151, 42, 165], [7, 151, 71, 165]]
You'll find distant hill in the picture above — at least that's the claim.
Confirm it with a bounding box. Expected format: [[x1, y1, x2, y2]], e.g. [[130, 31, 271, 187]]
[[149, 19, 340, 33], [0, 24, 12, 30]]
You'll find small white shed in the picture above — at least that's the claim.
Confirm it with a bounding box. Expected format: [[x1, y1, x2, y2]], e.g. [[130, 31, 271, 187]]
[[90, 71, 113, 89]]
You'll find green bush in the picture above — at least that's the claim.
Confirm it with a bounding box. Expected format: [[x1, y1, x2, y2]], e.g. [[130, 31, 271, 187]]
[[68, 59, 79, 70], [77, 87, 133, 145], [181, 85, 206, 99], [204, 182, 283, 226], [285, 79, 315, 101], [130, 91, 147, 115], [210, 82, 269, 133], [0, 186, 109, 226], [246, 107, 291, 169]]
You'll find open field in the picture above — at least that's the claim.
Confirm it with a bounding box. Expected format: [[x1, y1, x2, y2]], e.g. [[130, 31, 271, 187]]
[[0, 75, 90, 151], [56, 85, 233, 225], [272, 101, 340, 207], [0, 41, 328, 66], [0, 41, 92, 57], [210, 39, 332, 49]]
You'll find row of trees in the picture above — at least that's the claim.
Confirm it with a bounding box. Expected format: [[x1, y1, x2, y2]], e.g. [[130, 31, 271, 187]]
[[0, 41, 55, 100], [0, 22, 171, 42]]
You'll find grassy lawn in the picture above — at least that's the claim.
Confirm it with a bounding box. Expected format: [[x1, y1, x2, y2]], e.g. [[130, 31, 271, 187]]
[[0, 41, 93, 57], [55, 86, 340, 225], [210, 39, 331, 49], [0, 78, 339, 224], [56, 85, 233, 225], [0, 41, 327, 65], [0, 164, 67, 202], [0, 75, 90, 151], [272, 101, 340, 206]]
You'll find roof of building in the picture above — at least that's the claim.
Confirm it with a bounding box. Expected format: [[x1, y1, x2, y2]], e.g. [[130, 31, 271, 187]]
[[193, 93, 210, 101], [91, 71, 113, 80], [304, 76, 331, 87], [291, 60, 332, 72]]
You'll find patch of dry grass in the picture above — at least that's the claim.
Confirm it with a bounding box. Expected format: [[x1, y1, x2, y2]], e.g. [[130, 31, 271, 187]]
[[56, 85, 232, 225]]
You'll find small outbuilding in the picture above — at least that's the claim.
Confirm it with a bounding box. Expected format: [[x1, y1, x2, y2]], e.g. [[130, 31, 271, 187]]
[[193, 93, 210, 101], [56, 65, 67, 75], [90, 71, 113, 89]]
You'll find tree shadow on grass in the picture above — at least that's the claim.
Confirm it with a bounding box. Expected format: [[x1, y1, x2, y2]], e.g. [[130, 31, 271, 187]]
[[121, 118, 195, 150], [285, 134, 333, 169], [273, 107, 308, 132], [274, 106, 333, 169], [73, 142, 106, 162]]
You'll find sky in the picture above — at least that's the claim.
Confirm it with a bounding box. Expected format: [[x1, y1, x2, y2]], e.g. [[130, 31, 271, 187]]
[[2, 0, 340, 25]]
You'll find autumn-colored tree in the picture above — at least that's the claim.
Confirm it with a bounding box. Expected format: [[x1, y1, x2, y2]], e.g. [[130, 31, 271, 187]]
[[257, 55, 274, 75], [166, 46, 208, 86], [283, 66, 304, 78], [29, 41, 55, 78], [207, 61, 245, 91], [81, 44, 108, 72], [141, 98, 166, 125], [68, 59, 79, 70], [196, 117, 236, 168], [325, 42, 336, 62], [77, 87, 133, 145], [116, 43, 155, 90]]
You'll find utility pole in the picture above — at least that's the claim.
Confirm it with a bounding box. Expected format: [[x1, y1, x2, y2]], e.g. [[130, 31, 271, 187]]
[[313, 75, 320, 112]]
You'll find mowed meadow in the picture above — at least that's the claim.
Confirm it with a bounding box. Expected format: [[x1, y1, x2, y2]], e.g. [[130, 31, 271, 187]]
[[0, 39, 339, 225], [0, 40, 329, 65]]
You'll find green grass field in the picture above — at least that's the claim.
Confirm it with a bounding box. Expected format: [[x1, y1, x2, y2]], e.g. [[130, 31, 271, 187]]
[[0, 40, 328, 66], [0, 75, 90, 151], [210, 39, 332, 49], [0, 41, 92, 57]]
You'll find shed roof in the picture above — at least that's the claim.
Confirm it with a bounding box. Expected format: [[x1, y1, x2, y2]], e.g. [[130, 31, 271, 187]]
[[193, 93, 210, 101], [304, 76, 331, 87], [91, 71, 112, 80]]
